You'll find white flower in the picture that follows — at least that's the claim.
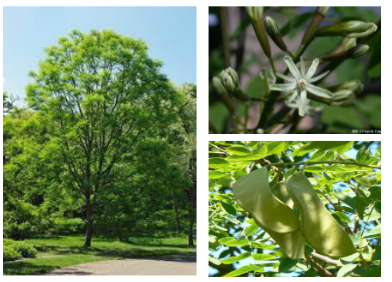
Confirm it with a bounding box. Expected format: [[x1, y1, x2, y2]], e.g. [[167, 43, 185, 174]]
[[285, 97, 323, 116], [270, 56, 333, 116]]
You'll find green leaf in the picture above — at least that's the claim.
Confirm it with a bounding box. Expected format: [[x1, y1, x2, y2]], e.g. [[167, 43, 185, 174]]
[[369, 186, 381, 201], [362, 266, 381, 277], [209, 158, 229, 169], [221, 252, 252, 264], [279, 257, 297, 273], [364, 224, 381, 238], [209, 255, 222, 265], [209, 171, 225, 179], [219, 237, 249, 247], [251, 242, 278, 249], [226, 146, 252, 156], [267, 142, 285, 155], [356, 146, 371, 163], [223, 265, 253, 277], [337, 264, 358, 277], [245, 222, 259, 237], [335, 193, 356, 210], [284, 167, 297, 179], [338, 253, 360, 266], [302, 141, 353, 152], [221, 202, 237, 216], [333, 211, 352, 223], [280, 12, 314, 38], [252, 254, 276, 261]]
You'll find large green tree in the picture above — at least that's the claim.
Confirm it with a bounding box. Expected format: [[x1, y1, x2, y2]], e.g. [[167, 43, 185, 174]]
[[25, 30, 183, 247]]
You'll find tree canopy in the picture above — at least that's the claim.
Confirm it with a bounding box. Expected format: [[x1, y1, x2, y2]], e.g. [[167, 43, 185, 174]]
[[4, 30, 196, 247]]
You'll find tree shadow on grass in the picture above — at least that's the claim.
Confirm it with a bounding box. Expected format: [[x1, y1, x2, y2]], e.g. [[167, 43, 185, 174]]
[[3, 262, 56, 275], [34, 245, 196, 262]]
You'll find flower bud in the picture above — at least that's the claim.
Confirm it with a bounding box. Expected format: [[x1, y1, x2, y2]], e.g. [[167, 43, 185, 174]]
[[246, 6, 263, 22], [331, 99, 356, 107], [219, 67, 239, 92], [348, 44, 369, 58], [219, 67, 250, 101], [256, 128, 264, 134], [301, 6, 330, 45], [330, 38, 357, 54], [329, 80, 364, 95], [212, 76, 227, 94], [246, 6, 271, 58], [315, 21, 378, 38], [321, 44, 369, 61], [264, 16, 287, 51], [332, 90, 355, 101]]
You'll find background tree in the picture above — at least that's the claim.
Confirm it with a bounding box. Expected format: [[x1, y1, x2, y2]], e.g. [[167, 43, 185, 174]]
[[209, 141, 381, 277]]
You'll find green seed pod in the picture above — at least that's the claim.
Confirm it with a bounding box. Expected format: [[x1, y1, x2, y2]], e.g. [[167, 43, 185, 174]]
[[286, 172, 357, 258], [271, 182, 295, 210], [269, 183, 305, 260], [233, 167, 299, 234]]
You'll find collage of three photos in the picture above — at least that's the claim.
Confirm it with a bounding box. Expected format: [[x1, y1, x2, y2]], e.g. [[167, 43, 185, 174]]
[[3, 5, 381, 278]]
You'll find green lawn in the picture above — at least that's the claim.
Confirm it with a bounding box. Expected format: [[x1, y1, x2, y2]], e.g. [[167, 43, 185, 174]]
[[3, 236, 196, 275]]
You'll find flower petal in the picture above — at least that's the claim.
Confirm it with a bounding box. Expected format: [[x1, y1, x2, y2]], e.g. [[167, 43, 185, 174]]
[[300, 57, 306, 78], [270, 83, 296, 92], [275, 72, 296, 83], [308, 71, 330, 83], [306, 83, 333, 98], [288, 90, 298, 103], [284, 56, 301, 80], [299, 90, 307, 117], [305, 58, 320, 80]]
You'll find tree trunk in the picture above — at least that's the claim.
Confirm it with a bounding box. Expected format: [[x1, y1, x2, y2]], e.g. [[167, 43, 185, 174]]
[[84, 194, 93, 247], [173, 196, 181, 235], [187, 180, 196, 247], [187, 213, 195, 247]]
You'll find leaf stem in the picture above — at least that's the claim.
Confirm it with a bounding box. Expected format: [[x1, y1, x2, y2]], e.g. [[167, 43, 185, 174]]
[[266, 160, 380, 170]]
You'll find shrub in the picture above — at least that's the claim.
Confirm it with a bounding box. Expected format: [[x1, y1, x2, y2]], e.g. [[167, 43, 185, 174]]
[[3, 245, 21, 262], [3, 239, 38, 261], [14, 242, 38, 258]]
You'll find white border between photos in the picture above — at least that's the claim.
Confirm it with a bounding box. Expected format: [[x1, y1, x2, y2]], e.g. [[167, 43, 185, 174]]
[[1, 0, 389, 280]]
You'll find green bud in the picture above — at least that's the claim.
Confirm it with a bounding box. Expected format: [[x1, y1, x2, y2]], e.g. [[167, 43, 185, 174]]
[[219, 67, 239, 92], [331, 38, 357, 54], [246, 6, 263, 22], [331, 99, 356, 107], [315, 21, 378, 38], [348, 44, 369, 58], [321, 44, 369, 61], [332, 90, 355, 101], [219, 67, 250, 101], [301, 6, 330, 45], [212, 76, 227, 94], [264, 16, 287, 51], [247, 6, 271, 58], [329, 80, 364, 95]]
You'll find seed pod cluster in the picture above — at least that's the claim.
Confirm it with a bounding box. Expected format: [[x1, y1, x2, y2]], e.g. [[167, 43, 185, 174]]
[[233, 167, 357, 261]]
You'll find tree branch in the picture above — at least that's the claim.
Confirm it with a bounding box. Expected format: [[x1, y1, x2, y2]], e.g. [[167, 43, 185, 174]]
[[266, 160, 380, 170]]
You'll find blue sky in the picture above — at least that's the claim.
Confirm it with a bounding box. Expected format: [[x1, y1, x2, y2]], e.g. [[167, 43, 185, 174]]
[[3, 7, 196, 104]]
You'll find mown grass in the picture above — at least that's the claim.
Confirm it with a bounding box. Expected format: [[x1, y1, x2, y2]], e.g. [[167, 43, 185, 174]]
[[4, 235, 196, 275]]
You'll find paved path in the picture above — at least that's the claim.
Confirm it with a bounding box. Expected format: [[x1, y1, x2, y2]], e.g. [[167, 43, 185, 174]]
[[48, 258, 196, 275]]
